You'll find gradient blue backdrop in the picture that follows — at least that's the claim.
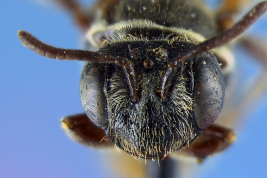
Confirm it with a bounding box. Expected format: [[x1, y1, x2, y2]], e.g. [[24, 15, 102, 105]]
[[1, 0, 267, 178]]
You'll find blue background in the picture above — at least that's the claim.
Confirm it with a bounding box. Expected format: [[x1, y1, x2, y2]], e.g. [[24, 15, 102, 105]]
[[1, 0, 267, 178]]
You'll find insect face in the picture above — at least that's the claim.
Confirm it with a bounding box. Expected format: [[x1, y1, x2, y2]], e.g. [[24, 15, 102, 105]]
[[80, 21, 225, 158]]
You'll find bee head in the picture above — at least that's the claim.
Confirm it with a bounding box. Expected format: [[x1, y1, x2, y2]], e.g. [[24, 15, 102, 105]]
[[80, 39, 225, 158]]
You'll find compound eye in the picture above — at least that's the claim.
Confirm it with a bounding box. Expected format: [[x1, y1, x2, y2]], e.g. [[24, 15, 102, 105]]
[[193, 54, 225, 130], [80, 63, 108, 130]]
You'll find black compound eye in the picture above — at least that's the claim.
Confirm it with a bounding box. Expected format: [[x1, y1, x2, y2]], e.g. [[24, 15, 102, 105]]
[[80, 63, 108, 130], [193, 53, 225, 130]]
